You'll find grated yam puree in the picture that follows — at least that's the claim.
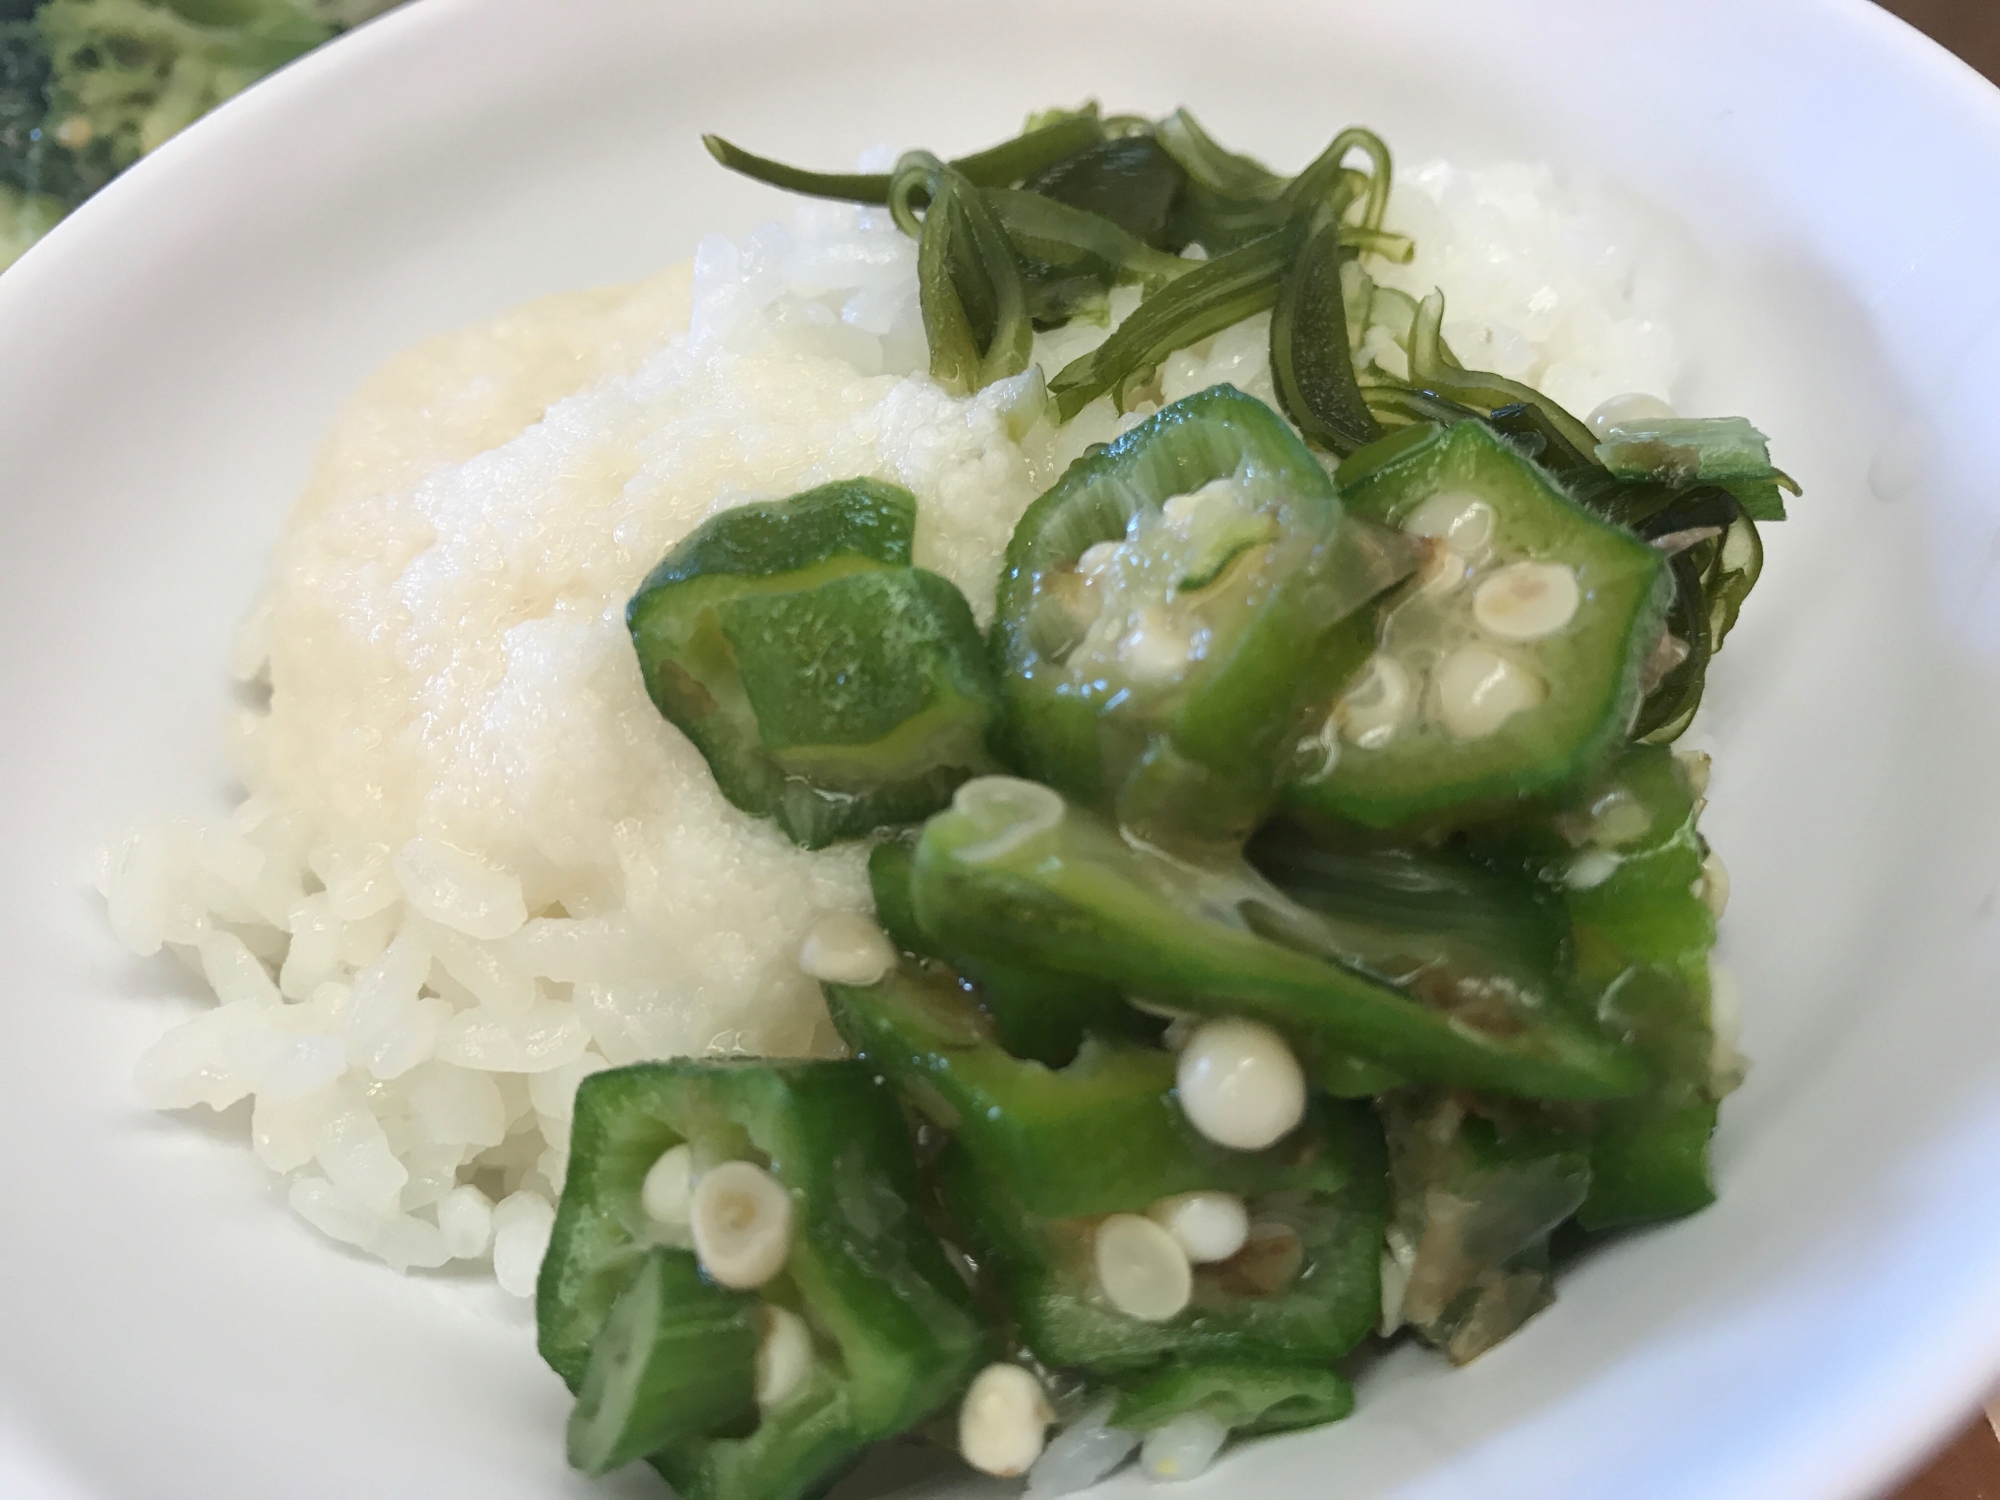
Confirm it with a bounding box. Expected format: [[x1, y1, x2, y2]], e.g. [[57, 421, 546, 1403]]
[[98, 159, 1681, 1288]]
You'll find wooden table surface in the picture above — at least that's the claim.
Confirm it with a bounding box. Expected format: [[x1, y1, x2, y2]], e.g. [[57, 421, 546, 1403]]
[[1851, 10, 1999, 1496]]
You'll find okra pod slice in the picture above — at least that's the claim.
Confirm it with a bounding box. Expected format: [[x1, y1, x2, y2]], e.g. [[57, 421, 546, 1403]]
[[994, 385, 1412, 845], [823, 957, 1307, 1219], [626, 478, 1000, 848], [912, 779, 1646, 1100], [566, 1246, 760, 1475], [1379, 1090, 1591, 1365], [868, 836, 1153, 1065], [538, 1060, 990, 1500], [1481, 745, 1730, 1227], [938, 1097, 1386, 1373], [1478, 403, 1775, 740], [1247, 821, 1574, 1020], [1110, 1362, 1354, 1437], [1288, 420, 1673, 831]]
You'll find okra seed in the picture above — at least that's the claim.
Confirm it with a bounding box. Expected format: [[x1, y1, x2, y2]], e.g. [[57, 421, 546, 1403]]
[[1698, 849, 1731, 918], [640, 1143, 694, 1228], [1416, 544, 1472, 597], [1675, 748, 1713, 799], [1077, 541, 1120, 578], [1337, 655, 1414, 750], [958, 1362, 1054, 1478], [690, 1160, 793, 1290], [755, 1304, 814, 1410], [1472, 560, 1580, 642], [1379, 1230, 1417, 1335], [1176, 1017, 1307, 1151], [1433, 645, 1546, 740], [1148, 1191, 1250, 1264], [1140, 1409, 1229, 1482], [1589, 788, 1652, 845], [1402, 491, 1496, 556], [1093, 1212, 1194, 1321], [1117, 606, 1196, 684], [1565, 850, 1620, 891], [1721, 522, 1756, 573], [1708, 958, 1745, 1086], [952, 777, 1065, 863], [1587, 391, 1676, 437], [796, 911, 897, 987]]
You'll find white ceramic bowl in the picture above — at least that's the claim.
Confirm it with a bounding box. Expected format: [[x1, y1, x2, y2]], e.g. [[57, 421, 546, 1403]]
[[4, 1, 2000, 1496]]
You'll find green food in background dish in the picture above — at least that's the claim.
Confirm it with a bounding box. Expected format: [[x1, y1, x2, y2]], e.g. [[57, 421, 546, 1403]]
[[0, 0, 400, 270]]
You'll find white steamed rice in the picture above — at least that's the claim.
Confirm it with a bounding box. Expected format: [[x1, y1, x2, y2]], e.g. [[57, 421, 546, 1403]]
[[96, 153, 1679, 1287]]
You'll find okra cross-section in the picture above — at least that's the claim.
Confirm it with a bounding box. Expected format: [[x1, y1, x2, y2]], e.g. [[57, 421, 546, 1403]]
[[537, 1059, 991, 1500], [994, 383, 1413, 846], [626, 477, 1000, 849], [1288, 420, 1673, 831], [911, 777, 1646, 1101]]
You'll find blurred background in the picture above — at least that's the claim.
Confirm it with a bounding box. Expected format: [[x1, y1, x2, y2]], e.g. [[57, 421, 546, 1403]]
[[0, 0, 402, 269], [2, 0, 1996, 1492]]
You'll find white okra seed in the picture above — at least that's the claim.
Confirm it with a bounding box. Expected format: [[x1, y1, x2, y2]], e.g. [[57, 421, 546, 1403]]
[[797, 911, 897, 986], [1433, 645, 1546, 740], [1587, 391, 1676, 437], [1176, 1017, 1307, 1151], [640, 1142, 694, 1228], [959, 1362, 1055, 1478], [1402, 491, 1496, 555], [1117, 605, 1196, 684], [690, 1160, 793, 1289], [1336, 655, 1414, 749], [756, 1304, 815, 1410], [1565, 849, 1620, 891], [1094, 1213, 1194, 1321], [1473, 561, 1581, 642], [1141, 1409, 1230, 1482], [1698, 850, 1731, 919], [1148, 1191, 1250, 1264]]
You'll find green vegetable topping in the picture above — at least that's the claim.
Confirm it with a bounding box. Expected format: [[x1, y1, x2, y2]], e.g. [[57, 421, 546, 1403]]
[[1379, 1090, 1590, 1364], [868, 834, 1156, 1065], [995, 383, 1413, 846], [565, 1246, 760, 1476], [1476, 743, 1734, 1226], [1288, 419, 1673, 832], [553, 98, 1801, 1491], [540, 1060, 991, 1500], [626, 477, 1000, 849], [911, 778, 1645, 1100], [891, 151, 1034, 394]]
